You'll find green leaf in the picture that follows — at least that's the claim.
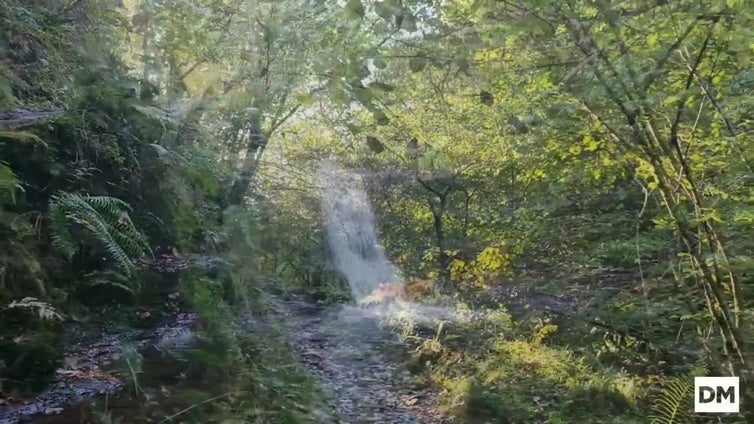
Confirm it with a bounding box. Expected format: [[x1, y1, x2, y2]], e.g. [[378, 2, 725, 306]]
[[649, 375, 693, 424], [330, 80, 349, 104], [0, 161, 21, 205], [372, 108, 390, 125], [370, 82, 395, 92], [49, 192, 149, 276], [373, 57, 388, 69], [375, 0, 400, 22], [366, 136, 385, 153], [0, 130, 47, 147], [344, 0, 365, 21], [647, 33, 660, 48], [401, 13, 417, 31], [479, 90, 494, 106], [409, 55, 427, 72], [455, 57, 470, 72], [352, 86, 374, 105], [295, 92, 315, 106]]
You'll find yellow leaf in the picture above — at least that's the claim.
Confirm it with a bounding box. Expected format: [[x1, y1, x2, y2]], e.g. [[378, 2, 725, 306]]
[[583, 134, 599, 151], [450, 258, 466, 271], [647, 33, 660, 48]]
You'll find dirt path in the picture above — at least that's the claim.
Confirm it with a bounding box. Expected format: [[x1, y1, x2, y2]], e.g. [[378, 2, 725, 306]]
[[1, 297, 450, 424], [282, 300, 450, 424]]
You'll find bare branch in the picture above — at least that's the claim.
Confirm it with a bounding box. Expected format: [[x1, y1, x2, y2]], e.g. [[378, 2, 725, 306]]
[[266, 104, 301, 138], [669, 15, 719, 181]]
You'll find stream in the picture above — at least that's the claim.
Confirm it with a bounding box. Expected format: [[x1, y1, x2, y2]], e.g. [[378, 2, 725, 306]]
[[284, 160, 451, 423]]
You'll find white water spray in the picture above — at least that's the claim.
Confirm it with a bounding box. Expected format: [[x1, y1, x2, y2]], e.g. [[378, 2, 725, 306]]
[[318, 159, 459, 325], [318, 160, 400, 301]]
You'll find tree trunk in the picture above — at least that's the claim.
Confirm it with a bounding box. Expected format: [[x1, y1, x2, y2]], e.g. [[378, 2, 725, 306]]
[[430, 195, 452, 292], [227, 112, 266, 206]]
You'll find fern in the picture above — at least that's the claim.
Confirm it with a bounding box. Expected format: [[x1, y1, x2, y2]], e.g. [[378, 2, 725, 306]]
[[131, 104, 171, 124], [7, 297, 63, 321], [148, 143, 184, 167], [148, 142, 226, 195], [84, 270, 138, 294], [650, 375, 694, 424], [0, 161, 22, 205], [0, 130, 48, 147], [49, 192, 150, 275], [49, 204, 77, 260]]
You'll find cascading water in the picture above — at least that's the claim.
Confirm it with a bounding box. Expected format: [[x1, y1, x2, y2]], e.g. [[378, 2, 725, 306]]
[[318, 159, 400, 301], [318, 159, 457, 325]]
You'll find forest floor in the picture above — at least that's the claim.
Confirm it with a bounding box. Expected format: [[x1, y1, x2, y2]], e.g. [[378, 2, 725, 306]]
[[0, 296, 452, 424], [0, 312, 197, 424], [280, 298, 450, 424]]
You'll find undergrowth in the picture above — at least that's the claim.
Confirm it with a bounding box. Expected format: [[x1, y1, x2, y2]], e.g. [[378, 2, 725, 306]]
[[0, 2, 335, 420], [381, 303, 652, 424], [80, 269, 336, 424]]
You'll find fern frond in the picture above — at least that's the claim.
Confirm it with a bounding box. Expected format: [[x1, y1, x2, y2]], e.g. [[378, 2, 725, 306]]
[[0, 130, 48, 147], [649, 375, 694, 424], [0, 161, 22, 205], [131, 104, 171, 124], [7, 297, 63, 321], [83, 195, 132, 213], [49, 192, 150, 275], [148, 143, 187, 167], [49, 204, 77, 260], [85, 270, 138, 294]]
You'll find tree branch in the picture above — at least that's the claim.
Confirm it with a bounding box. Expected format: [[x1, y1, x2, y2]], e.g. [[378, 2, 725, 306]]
[[641, 18, 700, 91], [669, 15, 719, 181], [266, 104, 301, 138]]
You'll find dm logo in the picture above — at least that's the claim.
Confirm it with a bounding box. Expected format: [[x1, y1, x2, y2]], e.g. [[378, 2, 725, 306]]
[[694, 377, 739, 413]]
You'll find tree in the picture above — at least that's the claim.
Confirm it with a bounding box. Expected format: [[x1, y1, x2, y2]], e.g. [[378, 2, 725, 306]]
[[434, 0, 754, 401]]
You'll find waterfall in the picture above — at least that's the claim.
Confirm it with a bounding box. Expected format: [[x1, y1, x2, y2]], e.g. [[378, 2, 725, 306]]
[[318, 160, 399, 301]]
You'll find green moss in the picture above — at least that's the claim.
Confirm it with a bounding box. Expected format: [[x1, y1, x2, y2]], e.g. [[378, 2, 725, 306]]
[[0, 75, 17, 109]]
